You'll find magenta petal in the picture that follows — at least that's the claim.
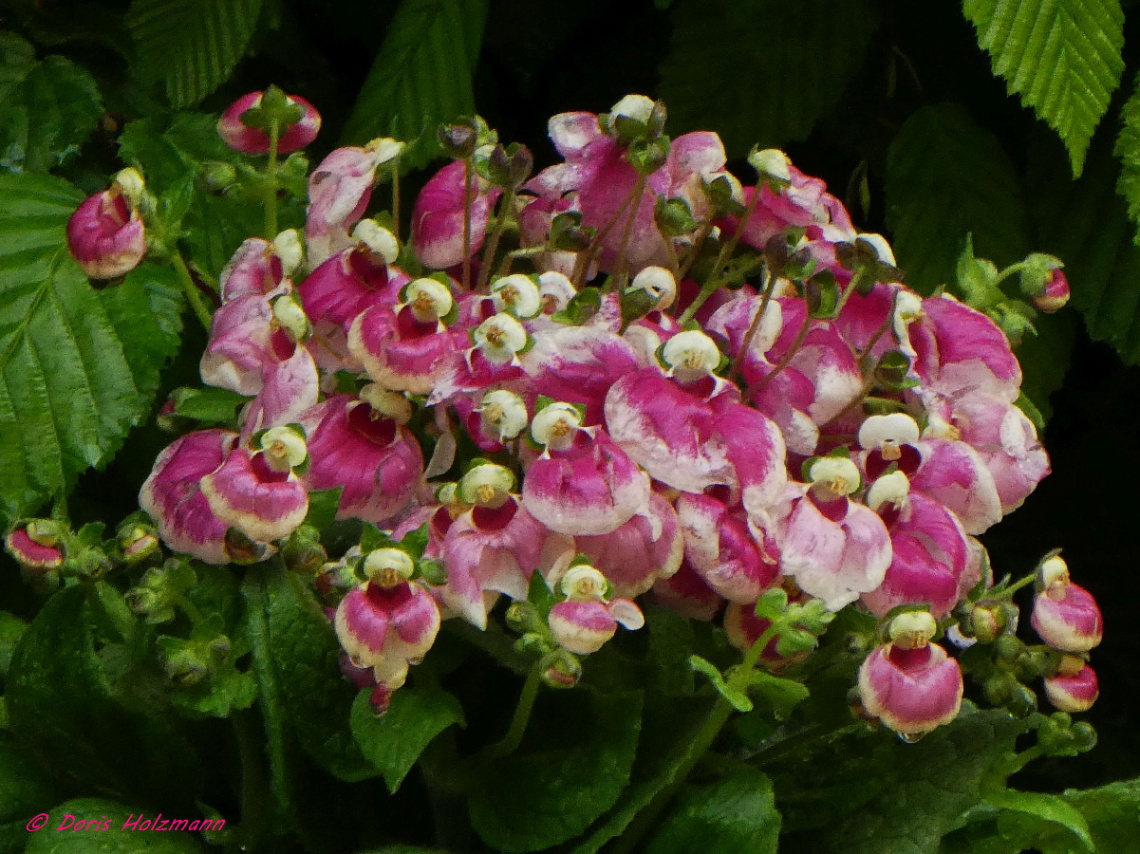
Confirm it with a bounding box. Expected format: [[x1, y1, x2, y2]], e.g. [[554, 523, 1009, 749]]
[[299, 247, 405, 327], [219, 238, 283, 302], [910, 439, 1002, 535], [1044, 664, 1098, 713], [349, 305, 462, 395], [911, 295, 1022, 401], [651, 558, 724, 621], [574, 492, 683, 598], [336, 584, 392, 662], [548, 600, 617, 654], [411, 161, 502, 270], [200, 295, 275, 395], [1032, 583, 1103, 653], [201, 448, 308, 542], [522, 327, 642, 424], [139, 429, 236, 564], [67, 190, 146, 280], [306, 146, 382, 266], [382, 583, 442, 659], [218, 91, 320, 154], [858, 644, 964, 736], [951, 393, 1050, 513], [243, 344, 320, 434]]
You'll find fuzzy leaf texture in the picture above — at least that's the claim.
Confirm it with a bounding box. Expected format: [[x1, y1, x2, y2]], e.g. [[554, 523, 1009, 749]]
[[0, 32, 102, 174], [885, 103, 1029, 296], [126, 0, 263, 107], [340, 0, 489, 170], [0, 173, 184, 524], [658, 0, 879, 155], [963, 0, 1124, 177]]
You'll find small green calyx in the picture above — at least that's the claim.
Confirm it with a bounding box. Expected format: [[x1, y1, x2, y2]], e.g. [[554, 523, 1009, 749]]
[[240, 85, 304, 134]]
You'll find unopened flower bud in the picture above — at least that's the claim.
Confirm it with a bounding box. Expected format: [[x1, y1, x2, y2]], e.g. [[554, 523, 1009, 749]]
[[1044, 659, 1098, 713], [67, 181, 147, 280], [218, 88, 321, 154], [1032, 565, 1103, 654], [438, 120, 478, 159], [5, 520, 67, 573], [281, 525, 326, 574], [967, 603, 1007, 643], [541, 649, 582, 688]]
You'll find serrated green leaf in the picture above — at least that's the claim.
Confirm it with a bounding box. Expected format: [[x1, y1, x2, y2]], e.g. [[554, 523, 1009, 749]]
[[0, 51, 102, 174], [885, 104, 1029, 295], [771, 704, 1028, 853], [341, 0, 489, 170], [645, 770, 780, 854], [1115, 70, 1140, 244], [127, 0, 263, 107], [25, 798, 208, 852], [659, 0, 879, 155], [468, 689, 642, 852], [963, 0, 1124, 177], [350, 686, 464, 793], [0, 173, 184, 525]]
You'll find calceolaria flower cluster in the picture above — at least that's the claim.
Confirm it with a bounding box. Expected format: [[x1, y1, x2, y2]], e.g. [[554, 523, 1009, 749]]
[[30, 89, 1096, 736]]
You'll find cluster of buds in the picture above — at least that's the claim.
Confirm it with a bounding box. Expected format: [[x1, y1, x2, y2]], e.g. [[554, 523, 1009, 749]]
[[1032, 554, 1102, 713], [126, 91, 1087, 733]]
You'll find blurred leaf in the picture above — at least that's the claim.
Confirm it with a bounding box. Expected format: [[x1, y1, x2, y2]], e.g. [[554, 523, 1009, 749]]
[[341, 0, 489, 170], [0, 734, 58, 825], [1028, 124, 1140, 364], [127, 0, 263, 107], [885, 103, 1028, 295], [171, 386, 250, 425], [659, 0, 880, 155], [0, 35, 102, 174], [0, 174, 184, 524], [982, 786, 1093, 852], [1115, 70, 1140, 243], [350, 686, 464, 793], [468, 689, 643, 852], [6, 587, 202, 804], [963, 0, 1124, 177], [771, 704, 1028, 853], [0, 612, 26, 678], [25, 798, 207, 852], [645, 769, 780, 854]]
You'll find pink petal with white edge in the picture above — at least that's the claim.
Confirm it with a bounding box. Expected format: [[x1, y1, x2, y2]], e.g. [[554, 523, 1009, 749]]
[[910, 295, 1022, 401], [522, 429, 651, 536], [298, 245, 406, 327], [139, 429, 236, 564], [348, 305, 464, 395], [219, 238, 284, 302], [548, 600, 617, 655], [548, 112, 604, 158], [1044, 663, 1098, 713], [1032, 583, 1103, 653], [573, 492, 683, 598], [777, 489, 891, 611], [676, 492, 779, 603], [605, 369, 731, 494], [522, 326, 642, 424], [951, 393, 1050, 513], [200, 295, 274, 395], [242, 342, 320, 435], [910, 439, 1002, 535], [710, 397, 789, 515], [200, 448, 308, 543], [301, 396, 424, 524], [858, 643, 963, 737], [66, 190, 146, 280], [411, 160, 502, 270], [306, 146, 382, 267]]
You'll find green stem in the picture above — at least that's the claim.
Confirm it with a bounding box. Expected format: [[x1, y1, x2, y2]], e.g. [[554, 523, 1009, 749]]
[[998, 572, 1038, 599], [265, 120, 279, 239], [462, 156, 474, 290], [991, 260, 1031, 289], [676, 220, 713, 281], [230, 709, 270, 854], [730, 271, 775, 380], [614, 624, 779, 854], [391, 158, 402, 242], [476, 186, 515, 292], [570, 179, 644, 288], [172, 254, 214, 330], [610, 173, 648, 291], [172, 592, 204, 625], [481, 664, 542, 761]]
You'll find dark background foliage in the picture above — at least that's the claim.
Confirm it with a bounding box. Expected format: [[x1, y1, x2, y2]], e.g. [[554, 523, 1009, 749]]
[[4, 0, 1140, 851]]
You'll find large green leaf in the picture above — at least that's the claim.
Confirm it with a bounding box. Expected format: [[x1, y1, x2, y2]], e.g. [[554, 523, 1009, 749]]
[[771, 705, 1027, 854], [0, 173, 184, 523], [644, 770, 781, 854], [25, 798, 208, 853], [885, 104, 1029, 296], [0, 33, 102, 174], [126, 0, 263, 107], [1029, 125, 1140, 364], [341, 0, 489, 170], [658, 0, 880, 156], [468, 689, 643, 853], [963, 0, 1124, 177], [1114, 71, 1140, 244], [350, 686, 464, 793]]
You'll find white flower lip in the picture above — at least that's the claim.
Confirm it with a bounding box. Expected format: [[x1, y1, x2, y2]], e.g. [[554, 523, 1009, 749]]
[[113, 167, 146, 204], [406, 278, 453, 322], [662, 330, 721, 377], [530, 402, 582, 448], [857, 233, 897, 267], [1040, 554, 1070, 588], [537, 271, 576, 312], [561, 565, 607, 600], [491, 274, 542, 318], [359, 384, 413, 424], [610, 94, 655, 124], [631, 266, 677, 310], [271, 295, 310, 341], [260, 426, 308, 470], [807, 456, 861, 495], [866, 470, 910, 511], [366, 137, 405, 164], [473, 313, 528, 362], [479, 389, 528, 441], [353, 219, 400, 265], [748, 148, 791, 182], [273, 229, 304, 276], [858, 413, 920, 451], [459, 463, 516, 506], [363, 548, 415, 583]]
